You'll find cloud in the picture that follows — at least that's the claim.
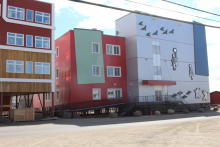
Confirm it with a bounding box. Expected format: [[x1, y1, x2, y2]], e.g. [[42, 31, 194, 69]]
[[194, 0, 220, 11]]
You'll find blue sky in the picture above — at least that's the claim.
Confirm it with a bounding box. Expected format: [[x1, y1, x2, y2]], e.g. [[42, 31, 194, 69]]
[[41, 0, 220, 92]]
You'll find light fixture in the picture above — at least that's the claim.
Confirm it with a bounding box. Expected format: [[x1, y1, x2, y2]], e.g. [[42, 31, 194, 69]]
[[153, 18, 157, 20], [179, 24, 182, 26], [116, 31, 119, 36], [113, 83, 117, 86], [130, 83, 133, 86]]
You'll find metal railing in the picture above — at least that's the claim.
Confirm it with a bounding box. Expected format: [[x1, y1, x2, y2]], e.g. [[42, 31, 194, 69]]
[[132, 95, 179, 103]]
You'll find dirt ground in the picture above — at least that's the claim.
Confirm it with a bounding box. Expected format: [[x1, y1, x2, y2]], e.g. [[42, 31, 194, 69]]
[[0, 111, 220, 147]]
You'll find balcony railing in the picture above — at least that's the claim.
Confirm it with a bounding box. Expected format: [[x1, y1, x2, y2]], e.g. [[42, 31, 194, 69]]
[[131, 95, 181, 103]]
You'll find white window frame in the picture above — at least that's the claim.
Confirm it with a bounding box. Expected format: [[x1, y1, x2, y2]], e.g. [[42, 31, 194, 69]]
[[26, 9, 33, 22], [107, 89, 122, 99], [56, 47, 59, 57], [35, 62, 50, 74], [6, 60, 24, 73], [35, 11, 50, 24], [35, 36, 50, 49], [56, 91, 59, 101], [26, 61, 33, 74], [93, 88, 101, 100], [106, 44, 121, 55], [8, 6, 25, 20], [92, 42, 100, 53], [107, 66, 121, 77], [26, 35, 33, 47], [0, 4, 1, 16], [56, 68, 59, 79], [7, 32, 24, 46], [92, 65, 101, 76], [45, 93, 50, 101]]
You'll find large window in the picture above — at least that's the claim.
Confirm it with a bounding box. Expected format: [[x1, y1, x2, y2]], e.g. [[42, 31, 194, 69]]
[[26, 35, 33, 47], [6, 60, 24, 73], [36, 11, 50, 24], [26, 9, 33, 22], [93, 89, 101, 100], [92, 65, 100, 76], [7, 33, 24, 46], [56, 91, 59, 101], [35, 36, 50, 49], [106, 45, 120, 55], [92, 42, 100, 53], [8, 6, 24, 20], [108, 89, 122, 99], [107, 66, 121, 77], [35, 62, 50, 74], [26, 61, 33, 74]]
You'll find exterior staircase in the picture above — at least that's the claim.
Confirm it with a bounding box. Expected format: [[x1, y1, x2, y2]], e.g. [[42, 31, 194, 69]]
[[118, 103, 135, 117]]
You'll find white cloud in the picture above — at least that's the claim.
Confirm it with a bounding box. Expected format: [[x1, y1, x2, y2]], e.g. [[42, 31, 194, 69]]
[[194, 0, 220, 11]]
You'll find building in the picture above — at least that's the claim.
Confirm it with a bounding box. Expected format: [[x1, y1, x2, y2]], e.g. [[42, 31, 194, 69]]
[[0, 0, 55, 117], [115, 13, 210, 109], [33, 29, 127, 110], [210, 91, 220, 105]]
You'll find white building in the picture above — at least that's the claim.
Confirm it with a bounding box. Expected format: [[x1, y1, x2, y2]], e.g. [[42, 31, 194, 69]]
[[116, 13, 210, 107]]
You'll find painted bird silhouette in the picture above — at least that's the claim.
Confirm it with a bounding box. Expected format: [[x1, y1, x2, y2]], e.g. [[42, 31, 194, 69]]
[[146, 33, 151, 36], [152, 30, 158, 35], [186, 91, 191, 95], [169, 29, 174, 34], [141, 25, 146, 31], [163, 30, 168, 34], [139, 21, 143, 26], [160, 27, 164, 31], [182, 95, 187, 99]]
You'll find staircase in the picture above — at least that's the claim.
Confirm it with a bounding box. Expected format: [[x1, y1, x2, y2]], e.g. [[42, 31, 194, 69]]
[[176, 98, 192, 111], [118, 103, 135, 117]]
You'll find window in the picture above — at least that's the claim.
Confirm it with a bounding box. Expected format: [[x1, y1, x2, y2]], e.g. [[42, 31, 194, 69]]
[[106, 45, 120, 55], [45, 93, 50, 101], [6, 60, 24, 73], [26, 61, 33, 74], [35, 36, 50, 49], [56, 91, 59, 101], [56, 69, 59, 79], [26, 10, 33, 21], [152, 41, 160, 55], [26, 35, 33, 47], [0, 4, 1, 16], [108, 89, 122, 99], [107, 66, 121, 77], [92, 65, 100, 76], [8, 6, 24, 20], [7, 33, 24, 46], [35, 62, 50, 74], [92, 42, 100, 53], [154, 66, 162, 75], [93, 89, 101, 100], [56, 47, 59, 57], [36, 11, 50, 24]]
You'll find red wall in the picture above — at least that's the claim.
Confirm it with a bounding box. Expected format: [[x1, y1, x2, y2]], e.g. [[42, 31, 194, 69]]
[[210, 92, 220, 105]]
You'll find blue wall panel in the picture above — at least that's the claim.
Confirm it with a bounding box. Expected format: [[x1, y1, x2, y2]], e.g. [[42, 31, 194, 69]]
[[193, 23, 209, 76]]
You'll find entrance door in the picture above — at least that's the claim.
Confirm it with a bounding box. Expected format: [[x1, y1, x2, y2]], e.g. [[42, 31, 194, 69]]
[[155, 91, 162, 101], [129, 91, 133, 102]]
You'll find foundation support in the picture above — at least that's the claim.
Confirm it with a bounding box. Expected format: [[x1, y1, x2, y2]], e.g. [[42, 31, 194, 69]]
[[52, 92, 54, 117], [43, 93, 45, 118], [0, 93, 3, 117]]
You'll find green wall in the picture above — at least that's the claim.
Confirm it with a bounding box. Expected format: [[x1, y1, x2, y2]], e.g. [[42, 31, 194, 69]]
[[74, 29, 105, 84]]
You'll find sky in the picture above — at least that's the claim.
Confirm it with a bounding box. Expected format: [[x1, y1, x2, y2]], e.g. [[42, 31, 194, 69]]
[[40, 0, 220, 92]]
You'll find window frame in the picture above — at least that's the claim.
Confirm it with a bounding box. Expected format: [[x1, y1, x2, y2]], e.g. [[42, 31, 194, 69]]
[[45, 93, 50, 101], [26, 9, 33, 22], [56, 68, 59, 79], [8, 6, 25, 20], [6, 60, 24, 73], [35, 36, 50, 49], [107, 66, 121, 77], [92, 42, 100, 53], [106, 44, 121, 56], [26, 35, 33, 47], [92, 65, 101, 76], [56, 91, 59, 101], [56, 47, 59, 57], [35, 11, 50, 24], [93, 88, 101, 100], [7, 32, 24, 46], [26, 61, 33, 74], [35, 62, 50, 74], [107, 88, 122, 99]]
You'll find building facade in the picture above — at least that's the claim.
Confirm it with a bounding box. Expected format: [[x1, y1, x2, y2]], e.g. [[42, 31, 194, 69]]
[[0, 0, 55, 117], [33, 29, 127, 108], [210, 91, 220, 105], [116, 13, 210, 106]]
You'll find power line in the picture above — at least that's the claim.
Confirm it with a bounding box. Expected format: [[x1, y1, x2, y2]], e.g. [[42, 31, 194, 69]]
[[69, 0, 220, 29], [161, 0, 220, 17], [123, 0, 220, 23]]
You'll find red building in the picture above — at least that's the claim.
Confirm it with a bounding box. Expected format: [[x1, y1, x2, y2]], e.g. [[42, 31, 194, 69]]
[[210, 91, 220, 105], [34, 29, 127, 110]]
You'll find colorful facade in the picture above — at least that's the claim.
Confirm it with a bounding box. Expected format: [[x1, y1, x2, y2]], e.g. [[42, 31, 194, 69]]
[[0, 0, 55, 116]]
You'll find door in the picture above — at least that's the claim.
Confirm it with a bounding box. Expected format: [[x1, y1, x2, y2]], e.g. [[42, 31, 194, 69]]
[[129, 91, 133, 102], [155, 91, 162, 101]]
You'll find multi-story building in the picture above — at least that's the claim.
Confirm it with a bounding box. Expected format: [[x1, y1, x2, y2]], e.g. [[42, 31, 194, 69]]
[[116, 13, 210, 108], [0, 0, 55, 117], [33, 28, 127, 109]]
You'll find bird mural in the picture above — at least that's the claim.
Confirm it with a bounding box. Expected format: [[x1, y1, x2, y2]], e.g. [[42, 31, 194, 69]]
[[146, 33, 151, 37], [152, 30, 158, 35], [169, 29, 174, 34], [186, 91, 191, 95], [163, 30, 168, 34], [160, 27, 164, 31], [182, 95, 187, 99], [139, 21, 143, 26], [171, 93, 177, 97], [141, 25, 146, 31]]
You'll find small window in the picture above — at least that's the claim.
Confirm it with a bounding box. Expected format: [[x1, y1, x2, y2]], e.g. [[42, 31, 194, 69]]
[[108, 89, 122, 99], [93, 89, 101, 100], [154, 66, 162, 75], [45, 93, 50, 101], [107, 45, 120, 55], [26, 35, 33, 47], [107, 66, 121, 77], [26, 61, 33, 74], [7, 33, 24, 46], [92, 42, 100, 53], [35, 36, 50, 49], [36, 11, 50, 24], [26, 10, 33, 21], [0, 4, 1, 16], [152, 41, 160, 55], [56, 69, 59, 79], [8, 6, 24, 20], [35, 62, 50, 74], [92, 65, 100, 76], [6, 60, 24, 73], [56, 47, 59, 57], [56, 91, 59, 101]]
